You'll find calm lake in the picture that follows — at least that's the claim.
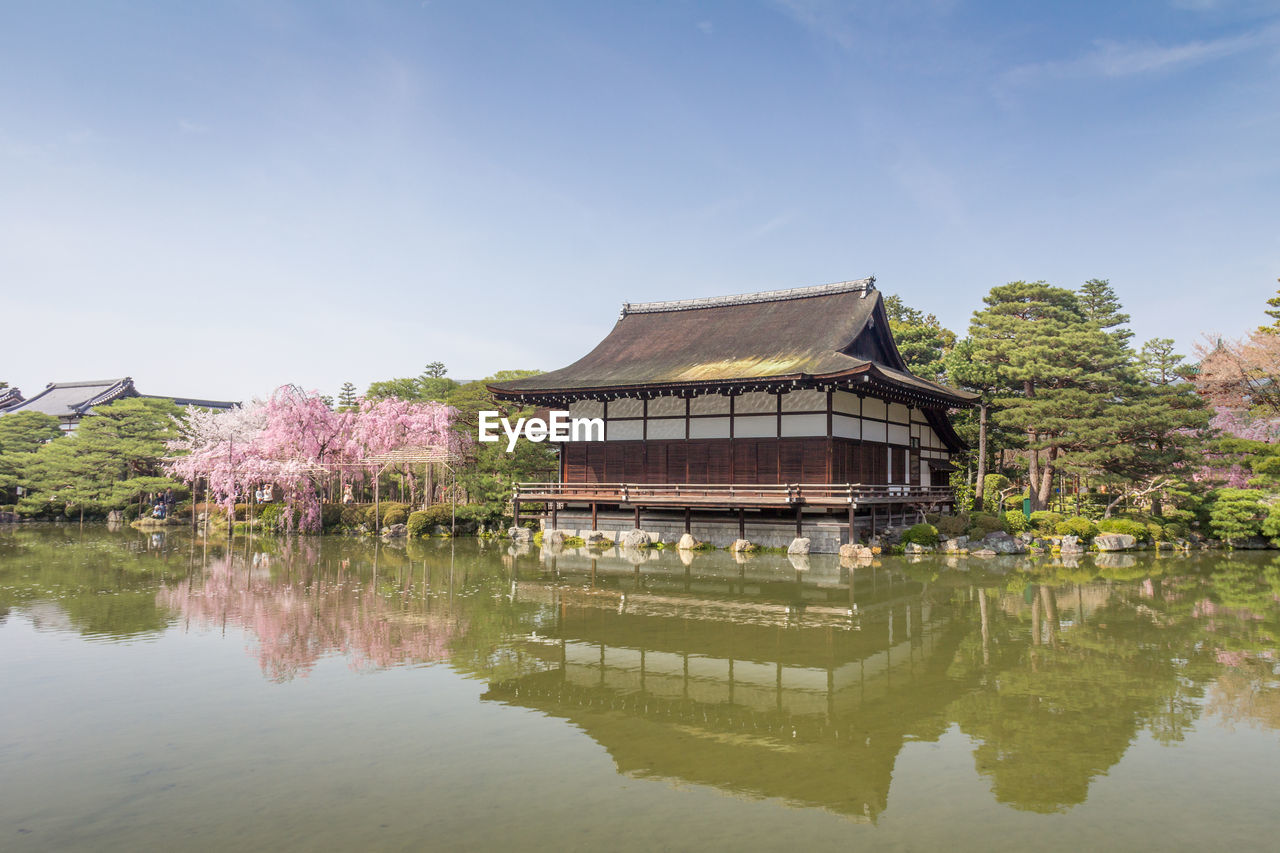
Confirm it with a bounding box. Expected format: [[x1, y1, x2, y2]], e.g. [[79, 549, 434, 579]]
[[2, 527, 1278, 852]]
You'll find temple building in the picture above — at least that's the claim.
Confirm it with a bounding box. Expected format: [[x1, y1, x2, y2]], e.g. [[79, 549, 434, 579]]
[[489, 278, 975, 552], [0, 377, 236, 432]]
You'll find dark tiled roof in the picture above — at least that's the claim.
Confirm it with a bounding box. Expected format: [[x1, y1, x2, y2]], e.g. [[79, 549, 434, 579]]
[[140, 394, 237, 410], [490, 278, 976, 407], [4, 378, 136, 418], [2, 379, 238, 419], [0, 387, 23, 410]]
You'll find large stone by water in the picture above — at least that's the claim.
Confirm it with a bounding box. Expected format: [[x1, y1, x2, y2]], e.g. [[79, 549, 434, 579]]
[[981, 531, 1026, 554], [1096, 533, 1136, 551], [1060, 534, 1084, 554], [677, 533, 700, 551], [619, 529, 652, 549], [788, 537, 810, 555], [730, 539, 752, 553], [508, 526, 532, 543]]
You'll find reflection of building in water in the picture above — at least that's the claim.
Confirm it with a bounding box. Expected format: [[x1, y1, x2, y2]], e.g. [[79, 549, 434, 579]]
[[483, 555, 973, 821]]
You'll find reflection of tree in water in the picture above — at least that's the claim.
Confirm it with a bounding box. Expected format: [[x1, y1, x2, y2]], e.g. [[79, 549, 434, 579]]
[[157, 550, 466, 682], [1197, 556, 1280, 734], [947, 581, 1210, 813], [0, 527, 181, 638]]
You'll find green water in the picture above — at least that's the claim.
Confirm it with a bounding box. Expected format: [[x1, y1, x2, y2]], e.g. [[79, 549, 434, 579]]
[[2, 527, 1279, 851]]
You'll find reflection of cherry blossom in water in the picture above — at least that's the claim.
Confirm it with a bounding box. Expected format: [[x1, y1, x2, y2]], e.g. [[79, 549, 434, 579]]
[[157, 554, 464, 682]]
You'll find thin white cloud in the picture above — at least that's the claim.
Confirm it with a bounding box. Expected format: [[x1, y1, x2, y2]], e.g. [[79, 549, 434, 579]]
[[746, 211, 799, 240], [1006, 23, 1280, 85], [178, 119, 210, 135], [696, 20, 713, 35]]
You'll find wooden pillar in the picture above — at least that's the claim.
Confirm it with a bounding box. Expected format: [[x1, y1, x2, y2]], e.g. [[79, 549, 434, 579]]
[[590, 501, 598, 530], [795, 502, 803, 538], [684, 506, 691, 534], [847, 504, 857, 545], [551, 501, 558, 530], [870, 505, 877, 538], [513, 499, 520, 528], [633, 504, 641, 529], [738, 508, 746, 539]]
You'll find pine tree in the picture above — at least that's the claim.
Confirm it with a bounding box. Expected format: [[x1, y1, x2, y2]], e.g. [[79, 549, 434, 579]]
[[883, 294, 957, 381], [968, 281, 1129, 512], [1077, 278, 1133, 348], [19, 397, 183, 516], [1261, 278, 1280, 334], [1078, 338, 1211, 516], [337, 381, 358, 410], [0, 411, 61, 502]]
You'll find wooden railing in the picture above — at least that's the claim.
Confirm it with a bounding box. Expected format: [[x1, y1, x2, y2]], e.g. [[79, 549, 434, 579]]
[[513, 482, 954, 507]]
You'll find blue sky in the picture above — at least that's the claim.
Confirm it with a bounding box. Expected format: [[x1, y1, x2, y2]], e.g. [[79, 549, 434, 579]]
[[2, 0, 1278, 402]]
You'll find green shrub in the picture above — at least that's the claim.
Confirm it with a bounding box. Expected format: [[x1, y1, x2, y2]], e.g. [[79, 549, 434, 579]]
[[340, 504, 365, 527], [407, 510, 432, 538], [320, 503, 343, 530], [1003, 512, 1029, 535], [901, 523, 939, 547], [935, 512, 969, 537], [412, 504, 457, 533], [365, 502, 410, 528], [1028, 511, 1064, 534], [1146, 521, 1167, 542], [1162, 521, 1191, 540], [1054, 516, 1099, 540], [258, 503, 285, 531], [1207, 488, 1266, 543], [1098, 518, 1149, 542], [966, 512, 1005, 539]]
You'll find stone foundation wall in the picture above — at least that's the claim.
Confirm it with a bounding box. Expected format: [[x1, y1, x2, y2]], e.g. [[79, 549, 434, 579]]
[[543, 509, 855, 553]]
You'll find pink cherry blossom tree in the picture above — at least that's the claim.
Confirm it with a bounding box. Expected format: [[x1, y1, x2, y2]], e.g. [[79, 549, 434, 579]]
[[167, 386, 467, 533]]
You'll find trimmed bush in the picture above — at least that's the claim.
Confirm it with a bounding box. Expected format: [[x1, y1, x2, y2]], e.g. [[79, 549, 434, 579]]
[[1028, 511, 1064, 534], [966, 512, 1005, 539], [901, 523, 939, 547], [1054, 516, 1099, 540], [406, 510, 432, 538], [320, 503, 343, 530], [935, 512, 970, 537], [1098, 518, 1149, 542], [1003, 512, 1029, 535], [340, 504, 365, 527], [1209, 489, 1268, 543], [365, 502, 410, 528]]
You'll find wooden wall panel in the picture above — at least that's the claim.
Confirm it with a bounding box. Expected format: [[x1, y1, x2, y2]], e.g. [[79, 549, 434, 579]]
[[558, 437, 917, 487], [623, 444, 645, 481], [733, 441, 757, 483], [644, 444, 666, 484], [780, 440, 803, 483], [586, 444, 605, 483], [708, 442, 731, 483], [687, 443, 709, 484]]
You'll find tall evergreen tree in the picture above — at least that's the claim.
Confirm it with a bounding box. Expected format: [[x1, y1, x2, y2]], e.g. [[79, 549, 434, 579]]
[[1077, 278, 1133, 349], [337, 381, 358, 411], [1078, 338, 1211, 516], [0, 411, 61, 502], [1260, 278, 1280, 335], [883, 294, 956, 382], [19, 398, 184, 517], [969, 281, 1129, 511]]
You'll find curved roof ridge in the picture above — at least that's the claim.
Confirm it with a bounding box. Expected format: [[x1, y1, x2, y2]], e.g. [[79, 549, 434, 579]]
[[622, 276, 875, 316]]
